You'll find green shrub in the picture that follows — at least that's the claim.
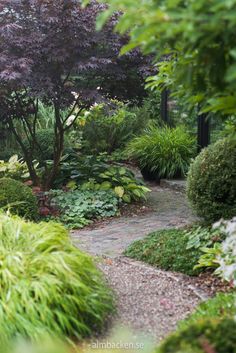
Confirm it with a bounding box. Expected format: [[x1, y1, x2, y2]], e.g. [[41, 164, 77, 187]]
[[0, 213, 113, 343], [127, 125, 196, 179], [0, 155, 29, 181], [187, 137, 236, 224], [24, 129, 55, 164], [81, 165, 150, 203], [81, 100, 148, 154], [49, 189, 119, 229], [179, 292, 236, 331], [0, 178, 38, 220], [124, 229, 202, 276], [156, 318, 236, 353]]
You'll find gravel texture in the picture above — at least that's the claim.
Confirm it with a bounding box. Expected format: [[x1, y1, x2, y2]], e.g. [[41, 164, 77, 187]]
[[71, 185, 209, 343], [98, 257, 206, 343]]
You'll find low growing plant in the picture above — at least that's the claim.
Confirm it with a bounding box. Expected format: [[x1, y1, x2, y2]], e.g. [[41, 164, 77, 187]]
[[82, 166, 150, 203], [124, 228, 202, 276], [127, 125, 196, 180], [0, 213, 113, 344], [0, 155, 29, 181], [49, 189, 119, 229]]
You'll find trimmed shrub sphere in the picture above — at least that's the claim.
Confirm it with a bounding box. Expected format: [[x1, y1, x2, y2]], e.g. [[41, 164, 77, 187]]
[[0, 214, 113, 343], [187, 138, 236, 224], [156, 318, 236, 353], [0, 178, 38, 220]]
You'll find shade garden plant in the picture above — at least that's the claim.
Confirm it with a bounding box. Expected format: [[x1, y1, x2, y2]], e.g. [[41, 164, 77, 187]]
[[187, 137, 236, 224], [127, 125, 196, 181], [0, 213, 113, 344]]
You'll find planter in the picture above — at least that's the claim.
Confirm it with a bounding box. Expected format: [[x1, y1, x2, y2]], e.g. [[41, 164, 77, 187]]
[[140, 167, 160, 183]]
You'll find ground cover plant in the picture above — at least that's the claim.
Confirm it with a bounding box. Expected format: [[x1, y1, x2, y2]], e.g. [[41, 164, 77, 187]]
[[0, 178, 38, 220], [127, 126, 196, 181], [124, 229, 202, 276], [0, 213, 113, 344], [49, 189, 119, 229], [187, 137, 236, 224]]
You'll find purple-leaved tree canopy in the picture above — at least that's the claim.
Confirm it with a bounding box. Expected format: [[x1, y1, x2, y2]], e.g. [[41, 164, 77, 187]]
[[0, 0, 152, 189]]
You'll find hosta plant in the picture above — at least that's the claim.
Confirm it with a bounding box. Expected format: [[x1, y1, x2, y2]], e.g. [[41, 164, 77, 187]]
[[82, 166, 150, 203], [0, 155, 29, 181], [127, 125, 196, 180], [0, 213, 113, 344]]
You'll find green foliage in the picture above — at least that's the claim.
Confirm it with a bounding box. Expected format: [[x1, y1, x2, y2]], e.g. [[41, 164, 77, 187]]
[[81, 101, 148, 154], [156, 318, 236, 353], [179, 292, 236, 331], [185, 226, 224, 250], [0, 155, 29, 181], [194, 243, 222, 270], [24, 129, 55, 164], [0, 178, 38, 220], [98, 0, 236, 116], [187, 138, 236, 224], [124, 229, 201, 276], [127, 126, 196, 179], [49, 189, 119, 229], [81, 165, 150, 203], [0, 213, 113, 343]]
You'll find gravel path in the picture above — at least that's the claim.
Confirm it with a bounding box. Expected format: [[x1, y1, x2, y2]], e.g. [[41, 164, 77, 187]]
[[71, 185, 206, 343]]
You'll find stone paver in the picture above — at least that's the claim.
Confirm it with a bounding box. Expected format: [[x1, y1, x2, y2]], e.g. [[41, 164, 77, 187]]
[[72, 186, 196, 257]]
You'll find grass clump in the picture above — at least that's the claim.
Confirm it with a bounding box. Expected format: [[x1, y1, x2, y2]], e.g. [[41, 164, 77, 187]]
[[0, 213, 113, 343], [127, 125, 196, 179], [124, 228, 201, 276]]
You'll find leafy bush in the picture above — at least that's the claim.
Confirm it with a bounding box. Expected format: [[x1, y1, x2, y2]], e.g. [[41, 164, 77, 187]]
[[124, 229, 202, 276], [127, 125, 196, 179], [24, 129, 55, 164], [156, 318, 236, 353], [82, 165, 150, 203], [81, 101, 148, 154], [185, 226, 224, 250], [0, 213, 113, 343], [0, 155, 29, 181], [49, 189, 119, 229], [0, 178, 38, 220], [179, 292, 236, 331], [187, 138, 236, 224], [55, 154, 149, 203]]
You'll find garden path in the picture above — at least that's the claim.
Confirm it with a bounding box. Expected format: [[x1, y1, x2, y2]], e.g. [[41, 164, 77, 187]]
[[71, 185, 207, 343]]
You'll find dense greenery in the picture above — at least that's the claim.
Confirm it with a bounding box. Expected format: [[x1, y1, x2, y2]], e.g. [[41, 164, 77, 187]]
[[0, 214, 113, 343], [99, 0, 236, 116], [156, 318, 236, 353], [0, 178, 38, 220], [0, 155, 29, 181], [81, 101, 149, 154], [81, 165, 150, 203], [157, 291, 236, 353], [49, 189, 119, 229], [124, 229, 202, 276], [127, 126, 195, 180], [179, 292, 236, 330], [187, 138, 236, 224]]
